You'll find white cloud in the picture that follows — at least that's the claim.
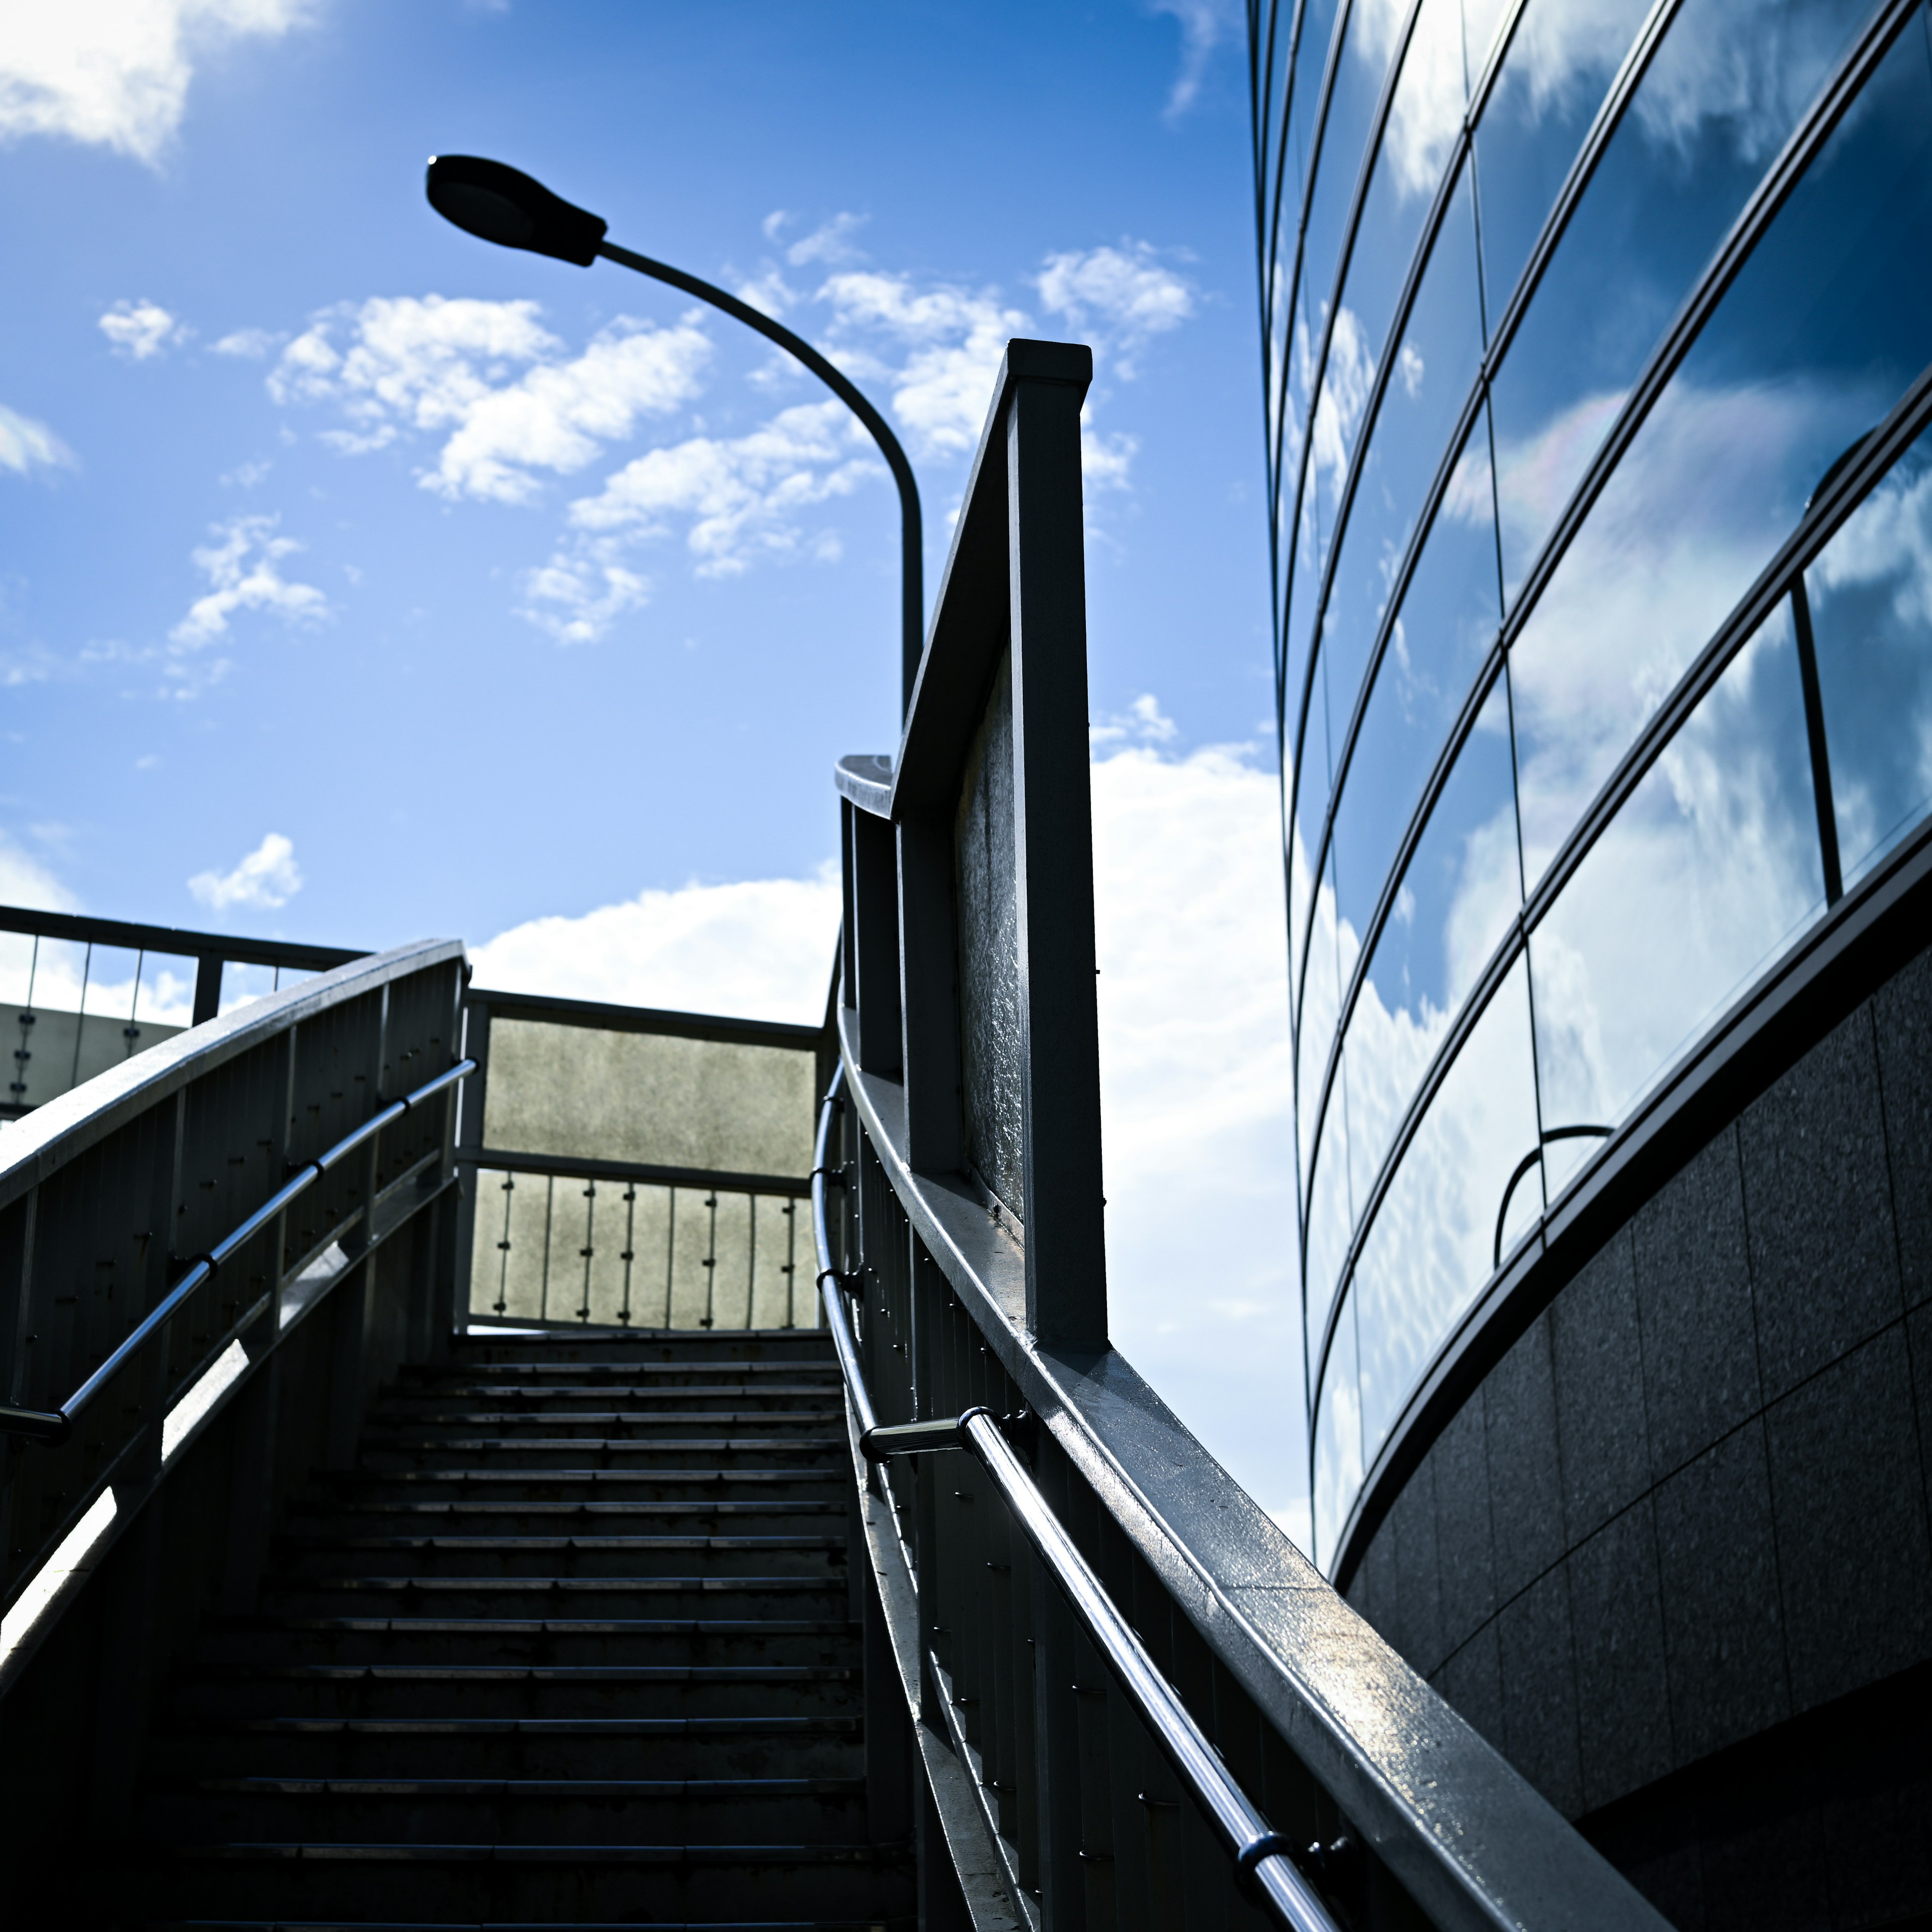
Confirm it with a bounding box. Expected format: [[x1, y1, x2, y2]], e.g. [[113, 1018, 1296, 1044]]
[[212, 326, 280, 358], [566, 399, 880, 576], [188, 830, 301, 911], [171, 513, 328, 647], [470, 868, 842, 1025], [100, 297, 186, 360], [1146, 0, 1240, 119], [0, 403, 74, 476], [0, 832, 77, 912], [819, 271, 1029, 457], [270, 295, 711, 503], [518, 552, 652, 646], [1037, 244, 1194, 366], [780, 211, 868, 267], [0, 0, 311, 167], [1091, 692, 1179, 748], [1092, 733, 1304, 1541]]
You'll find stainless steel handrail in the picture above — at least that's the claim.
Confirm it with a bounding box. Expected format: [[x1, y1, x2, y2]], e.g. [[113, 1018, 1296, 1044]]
[[0, 1057, 474, 1446], [812, 1073, 1341, 1932]]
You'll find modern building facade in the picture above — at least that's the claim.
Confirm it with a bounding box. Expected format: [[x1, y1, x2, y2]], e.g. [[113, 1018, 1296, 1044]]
[[1252, 0, 1932, 1914]]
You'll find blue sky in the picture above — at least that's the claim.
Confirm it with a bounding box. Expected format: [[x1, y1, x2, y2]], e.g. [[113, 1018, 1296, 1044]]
[[0, 0, 1308, 1537], [0, 0, 1269, 950]]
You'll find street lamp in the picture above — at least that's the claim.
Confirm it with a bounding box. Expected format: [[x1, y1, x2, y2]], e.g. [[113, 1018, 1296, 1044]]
[[426, 154, 924, 716]]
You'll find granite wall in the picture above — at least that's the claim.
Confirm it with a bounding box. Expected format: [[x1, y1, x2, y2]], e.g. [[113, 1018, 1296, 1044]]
[[1343, 942, 1932, 1928]]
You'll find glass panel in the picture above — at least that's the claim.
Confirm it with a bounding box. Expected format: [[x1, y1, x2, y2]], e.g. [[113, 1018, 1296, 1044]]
[[482, 1020, 817, 1179], [1302, 0, 1413, 381], [1341, 676, 1522, 1211], [1290, 680, 1334, 1025], [1352, 953, 1542, 1462], [135, 952, 197, 1027], [1462, 0, 1517, 84], [1282, 427, 1325, 739], [219, 962, 279, 1016], [1334, 0, 1470, 424], [1473, 0, 1656, 319], [1530, 608, 1823, 1194], [1804, 417, 1932, 886], [1489, 0, 1880, 596], [1313, 1293, 1363, 1571], [1288, 0, 1349, 213], [1298, 844, 1345, 1183], [1305, 1081, 1355, 1376], [956, 650, 1025, 1217], [1331, 418, 1505, 946], [1509, 16, 1932, 887], [1320, 170, 1491, 815]]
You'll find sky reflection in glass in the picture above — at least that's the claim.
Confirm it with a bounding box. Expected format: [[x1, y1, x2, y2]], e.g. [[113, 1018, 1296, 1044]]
[[1341, 677, 1521, 1212], [1806, 419, 1932, 886], [1351, 956, 1542, 1463], [1472, 0, 1655, 320], [1488, 0, 1879, 597], [1306, 1089, 1355, 1379], [1319, 166, 1490, 775], [1328, 403, 1502, 941], [1531, 611, 1823, 1194], [1509, 9, 1932, 886], [1313, 1298, 1363, 1567]]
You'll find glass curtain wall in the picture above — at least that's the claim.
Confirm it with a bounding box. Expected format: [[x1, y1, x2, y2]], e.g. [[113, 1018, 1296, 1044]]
[[1252, 0, 1932, 1568]]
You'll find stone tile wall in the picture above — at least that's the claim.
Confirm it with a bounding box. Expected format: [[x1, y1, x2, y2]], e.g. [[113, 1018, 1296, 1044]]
[[1344, 946, 1932, 1926]]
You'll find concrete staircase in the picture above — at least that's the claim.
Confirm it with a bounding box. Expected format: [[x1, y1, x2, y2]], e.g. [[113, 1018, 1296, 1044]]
[[114, 1329, 912, 1929]]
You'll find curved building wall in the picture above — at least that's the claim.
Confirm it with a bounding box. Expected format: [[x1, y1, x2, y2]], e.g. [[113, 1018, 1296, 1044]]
[[1251, 0, 1932, 1573]]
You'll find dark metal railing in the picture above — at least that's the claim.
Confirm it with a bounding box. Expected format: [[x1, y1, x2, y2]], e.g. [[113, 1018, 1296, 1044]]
[[0, 939, 467, 1633], [0, 1058, 471, 1447], [813, 1077, 1337, 1932]]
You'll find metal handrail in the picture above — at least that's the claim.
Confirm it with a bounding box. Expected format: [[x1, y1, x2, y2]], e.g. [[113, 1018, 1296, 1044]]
[[811, 1073, 1340, 1932], [0, 1057, 473, 1447]]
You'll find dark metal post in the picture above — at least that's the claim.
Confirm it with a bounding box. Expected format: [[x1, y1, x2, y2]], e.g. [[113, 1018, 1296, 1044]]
[[898, 813, 965, 1174], [1006, 345, 1107, 1346], [191, 955, 222, 1027], [852, 809, 904, 1077]]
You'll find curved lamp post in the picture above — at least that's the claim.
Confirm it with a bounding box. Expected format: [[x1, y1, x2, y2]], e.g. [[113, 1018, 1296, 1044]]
[[426, 154, 924, 715]]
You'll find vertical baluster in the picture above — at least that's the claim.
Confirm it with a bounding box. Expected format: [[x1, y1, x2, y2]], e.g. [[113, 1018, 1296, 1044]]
[[619, 1185, 636, 1327], [538, 1173, 554, 1322]]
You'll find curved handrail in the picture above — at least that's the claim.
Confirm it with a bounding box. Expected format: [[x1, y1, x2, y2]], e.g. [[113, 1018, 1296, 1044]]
[[0, 1057, 474, 1446], [811, 1074, 1341, 1932]]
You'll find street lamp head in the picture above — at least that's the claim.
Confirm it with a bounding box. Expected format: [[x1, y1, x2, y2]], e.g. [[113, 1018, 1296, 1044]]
[[425, 155, 607, 267]]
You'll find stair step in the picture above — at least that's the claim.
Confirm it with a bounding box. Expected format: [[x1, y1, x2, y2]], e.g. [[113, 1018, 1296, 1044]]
[[118, 1325, 897, 1924], [283, 1503, 843, 1539], [137, 1774, 869, 1845], [270, 1538, 845, 1583], [310, 1468, 845, 1502], [356, 1440, 845, 1472], [361, 1411, 845, 1433], [199, 1617, 855, 1669], [115, 1839, 914, 1923], [172, 1663, 857, 1720], [153, 1715, 864, 1780]]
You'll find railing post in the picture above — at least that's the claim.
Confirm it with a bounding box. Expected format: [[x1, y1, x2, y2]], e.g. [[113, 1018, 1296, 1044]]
[[1005, 345, 1106, 1349], [190, 954, 222, 1027], [897, 812, 964, 1174], [851, 808, 903, 1077]]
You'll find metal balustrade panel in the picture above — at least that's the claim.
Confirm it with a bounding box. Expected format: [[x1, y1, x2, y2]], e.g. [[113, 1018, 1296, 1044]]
[[0, 942, 467, 1621]]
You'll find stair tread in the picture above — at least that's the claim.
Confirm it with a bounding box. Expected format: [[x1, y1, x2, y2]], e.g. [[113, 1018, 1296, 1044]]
[[117, 1321, 891, 1924]]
